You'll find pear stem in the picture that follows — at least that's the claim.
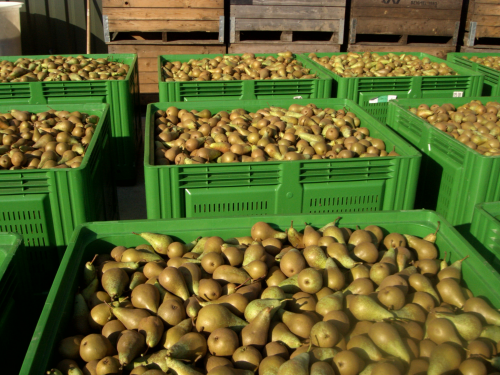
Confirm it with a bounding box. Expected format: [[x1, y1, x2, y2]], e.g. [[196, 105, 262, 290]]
[[90, 254, 97, 264], [235, 278, 252, 290], [434, 221, 441, 236], [334, 216, 341, 226]]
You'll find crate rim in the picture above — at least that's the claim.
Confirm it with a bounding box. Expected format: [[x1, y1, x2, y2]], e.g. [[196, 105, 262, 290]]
[[0, 103, 111, 174], [448, 52, 500, 75], [157, 52, 333, 84], [144, 98, 422, 170], [303, 51, 484, 79], [0, 232, 23, 279], [0, 53, 138, 83], [388, 96, 500, 160]]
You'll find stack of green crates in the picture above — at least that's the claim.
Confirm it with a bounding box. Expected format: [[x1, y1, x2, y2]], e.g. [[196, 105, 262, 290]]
[[448, 52, 500, 96], [0, 103, 118, 293], [144, 98, 421, 219], [0, 54, 141, 184], [386, 96, 500, 226], [302, 52, 484, 123], [19, 210, 500, 373], [158, 53, 332, 102], [469, 201, 500, 272]]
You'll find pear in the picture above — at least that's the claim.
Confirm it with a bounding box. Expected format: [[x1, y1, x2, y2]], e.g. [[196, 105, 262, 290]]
[[323, 257, 346, 291], [322, 223, 346, 244], [167, 357, 204, 375], [162, 318, 192, 349], [269, 322, 301, 349], [327, 243, 359, 269], [242, 244, 266, 267], [437, 256, 468, 281], [316, 291, 344, 316], [251, 222, 287, 241], [349, 295, 394, 321], [185, 296, 202, 318], [96, 356, 121, 375], [134, 232, 173, 255], [125, 349, 169, 372], [426, 317, 463, 345], [109, 304, 151, 330], [208, 367, 253, 375], [121, 248, 163, 263], [370, 263, 393, 286], [131, 283, 160, 314], [408, 273, 440, 303], [434, 312, 482, 341], [82, 277, 99, 302], [130, 272, 148, 290], [232, 345, 262, 371], [333, 350, 365, 375], [480, 325, 500, 342], [427, 343, 463, 375], [344, 278, 374, 296], [196, 304, 248, 333], [277, 352, 309, 375], [241, 306, 272, 348], [278, 274, 301, 294], [158, 298, 186, 326], [117, 330, 146, 366], [213, 265, 251, 286], [280, 249, 306, 278], [303, 224, 322, 247], [102, 268, 129, 299], [458, 358, 488, 375], [368, 322, 411, 363], [408, 358, 429, 375], [287, 221, 305, 249], [310, 321, 341, 348], [138, 316, 164, 348], [167, 332, 207, 362], [199, 293, 249, 317], [264, 341, 289, 359], [260, 356, 287, 375], [310, 362, 335, 375], [404, 234, 437, 260], [392, 303, 426, 323], [303, 245, 328, 268], [73, 293, 91, 335], [346, 334, 383, 362], [436, 278, 468, 308], [276, 309, 314, 340], [159, 267, 190, 301], [80, 334, 115, 363], [464, 297, 500, 325], [178, 263, 201, 296]]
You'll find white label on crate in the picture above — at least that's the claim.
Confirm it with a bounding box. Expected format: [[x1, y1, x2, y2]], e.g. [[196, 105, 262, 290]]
[[293, 96, 303, 99], [369, 95, 397, 104], [453, 91, 464, 97]]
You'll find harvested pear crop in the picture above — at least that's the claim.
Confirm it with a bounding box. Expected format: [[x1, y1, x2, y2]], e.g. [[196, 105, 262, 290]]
[[462, 55, 500, 71], [154, 103, 400, 165], [53, 220, 499, 375]]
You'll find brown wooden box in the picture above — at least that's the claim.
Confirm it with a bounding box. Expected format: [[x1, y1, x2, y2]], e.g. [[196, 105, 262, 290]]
[[229, 0, 346, 47], [103, 0, 225, 44], [464, 0, 500, 48], [348, 0, 463, 57]]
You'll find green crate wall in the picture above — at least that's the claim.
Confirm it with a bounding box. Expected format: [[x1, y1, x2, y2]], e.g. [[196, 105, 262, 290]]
[[145, 98, 421, 219], [0, 103, 118, 293], [302, 52, 484, 123], [469, 202, 500, 272], [158, 53, 332, 102], [20, 210, 500, 374], [387, 96, 500, 226], [0, 54, 141, 184], [448, 52, 500, 96]]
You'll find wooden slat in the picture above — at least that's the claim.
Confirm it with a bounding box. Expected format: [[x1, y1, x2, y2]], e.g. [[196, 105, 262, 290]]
[[230, 0, 345, 5], [103, 8, 223, 20], [139, 72, 158, 85], [230, 5, 344, 19], [138, 58, 158, 72], [107, 20, 220, 32], [352, 0, 462, 10], [229, 42, 341, 53], [140, 93, 160, 105], [108, 43, 226, 57], [476, 25, 500, 38], [352, 7, 460, 20], [355, 18, 457, 36], [471, 15, 500, 27], [139, 83, 159, 94], [473, 0, 500, 4], [461, 45, 500, 53], [473, 4, 500, 15], [235, 19, 340, 32], [103, 0, 223, 7], [106, 38, 223, 45], [348, 43, 456, 59]]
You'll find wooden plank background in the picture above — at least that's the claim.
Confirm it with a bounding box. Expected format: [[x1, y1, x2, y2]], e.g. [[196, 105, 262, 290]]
[[352, 0, 462, 10], [355, 19, 458, 36], [230, 5, 344, 20], [466, 0, 500, 39], [103, 0, 224, 7]]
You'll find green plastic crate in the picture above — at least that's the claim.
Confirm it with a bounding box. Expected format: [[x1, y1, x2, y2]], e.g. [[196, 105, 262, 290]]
[[447, 52, 500, 96], [303, 52, 484, 123], [0, 103, 118, 292], [144, 98, 421, 219], [469, 202, 500, 272], [20, 210, 500, 374], [158, 53, 333, 102], [0, 54, 141, 184], [386, 96, 500, 226]]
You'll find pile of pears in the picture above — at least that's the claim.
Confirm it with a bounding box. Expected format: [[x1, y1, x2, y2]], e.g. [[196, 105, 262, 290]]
[[462, 56, 500, 72], [411, 100, 500, 156], [51, 219, 500, 375], [162, 52, 316, 82], [0, 109, 99, 170], [309, 52, 457, 78], [0, 56, 129, 83], [154, 104, 400, 165]]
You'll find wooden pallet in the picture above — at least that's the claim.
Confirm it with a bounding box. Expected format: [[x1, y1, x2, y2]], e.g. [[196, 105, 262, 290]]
[[349, 0, 462, 51], [229, 0, 346, 46], [461, 45, 500, 52], [464, 0, 500, 49], [228, 43, 341, 54], [107, 43, 226, 96], [348, 44, 457, 60], [102, 0, 225, 44]]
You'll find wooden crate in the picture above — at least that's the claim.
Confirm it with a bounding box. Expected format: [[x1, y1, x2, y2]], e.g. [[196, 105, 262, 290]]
[[228, 43, 341, 54], [103, 0, 225, 44], [349, 0, 462, 51], [348, 44, 457, 59], [229, 0, 346, 47], [464, 0, 500, 49], [107, 43, 226, 99]]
